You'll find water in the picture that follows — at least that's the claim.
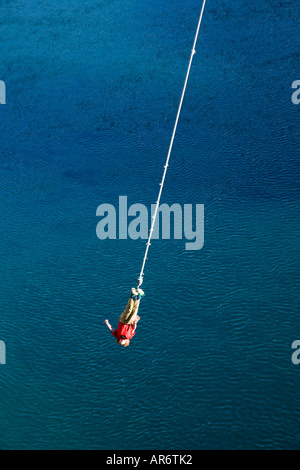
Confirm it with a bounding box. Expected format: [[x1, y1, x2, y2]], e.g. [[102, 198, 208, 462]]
[[0, 0, 299, 450]]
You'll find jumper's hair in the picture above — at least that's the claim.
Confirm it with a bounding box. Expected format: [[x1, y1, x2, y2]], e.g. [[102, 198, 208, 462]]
[[117, 339, 130, 347]]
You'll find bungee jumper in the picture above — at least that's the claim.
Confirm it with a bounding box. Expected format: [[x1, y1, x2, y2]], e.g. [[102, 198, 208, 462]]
[[105, 288, 145, 347], [105, 0, 207, 346]]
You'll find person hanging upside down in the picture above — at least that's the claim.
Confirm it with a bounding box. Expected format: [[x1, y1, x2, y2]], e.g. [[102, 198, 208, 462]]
[[105, 287, 145, 347]]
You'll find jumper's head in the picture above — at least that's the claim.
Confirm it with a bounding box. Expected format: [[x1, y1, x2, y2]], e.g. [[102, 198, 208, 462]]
[[117, 338, 130, 347]]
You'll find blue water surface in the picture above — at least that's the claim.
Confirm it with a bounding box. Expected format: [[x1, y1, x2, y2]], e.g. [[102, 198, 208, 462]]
[[0, 0, 299, 449]]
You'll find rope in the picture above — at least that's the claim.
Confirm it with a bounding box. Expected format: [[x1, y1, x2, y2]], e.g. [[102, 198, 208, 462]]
[[137, 0, 207, 288]]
